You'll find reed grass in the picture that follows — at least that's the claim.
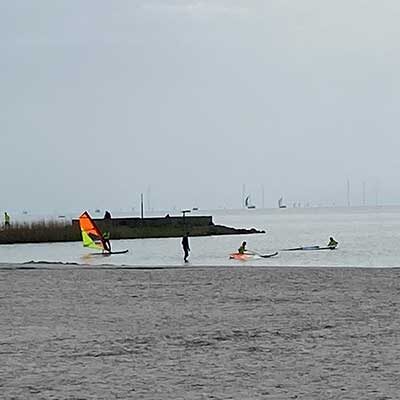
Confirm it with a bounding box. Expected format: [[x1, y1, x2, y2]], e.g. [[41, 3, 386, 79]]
[[0, 220, 80, 244]]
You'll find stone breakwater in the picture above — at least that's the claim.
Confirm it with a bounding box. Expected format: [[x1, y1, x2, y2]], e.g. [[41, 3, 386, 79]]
[[80, 215, 266, 240], [0, 215, 265, 244]]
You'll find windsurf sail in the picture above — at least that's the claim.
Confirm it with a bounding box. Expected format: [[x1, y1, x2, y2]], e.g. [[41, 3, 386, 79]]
[[79, 211, 107, 251], [244, 195, 256, 208]]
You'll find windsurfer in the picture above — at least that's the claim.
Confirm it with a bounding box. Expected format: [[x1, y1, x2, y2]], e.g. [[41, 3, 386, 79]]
[[238, 241, 247, 254], [327, 237, 338, 248], [103, 231, 112, 253], [182, 232, 190, 262]]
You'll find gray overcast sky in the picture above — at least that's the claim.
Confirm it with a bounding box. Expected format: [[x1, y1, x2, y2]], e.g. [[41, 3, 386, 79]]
[[1, 0, 400, 214]]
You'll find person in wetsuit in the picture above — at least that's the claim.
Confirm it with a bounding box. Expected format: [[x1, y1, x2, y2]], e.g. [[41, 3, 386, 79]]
[[103, 231, 112, 253], [182, 232, 190, 262], [327, 237, 338, 248], [238, 241, 247, 254]]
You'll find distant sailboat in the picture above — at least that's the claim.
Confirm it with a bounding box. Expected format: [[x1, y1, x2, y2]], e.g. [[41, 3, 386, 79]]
[[278, 197, 287, 208], [245, 195, 256, 209]]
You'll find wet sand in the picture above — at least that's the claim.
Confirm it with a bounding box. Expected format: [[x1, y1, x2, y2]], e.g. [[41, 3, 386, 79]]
[[1, 265, 400, 399]]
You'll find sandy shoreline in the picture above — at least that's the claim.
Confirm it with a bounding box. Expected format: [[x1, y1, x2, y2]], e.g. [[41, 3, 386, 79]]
[[1, 265, 400, 399]]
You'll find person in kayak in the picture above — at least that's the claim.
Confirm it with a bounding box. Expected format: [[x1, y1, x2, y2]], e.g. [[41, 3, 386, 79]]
[[182, 232, 190, 262], [238, 241, 247, 254], [327, 237, 338, 248]]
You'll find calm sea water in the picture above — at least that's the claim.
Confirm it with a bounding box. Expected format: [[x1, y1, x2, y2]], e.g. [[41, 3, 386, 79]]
[[2, 207, 400, 399], [1, 206, 399, 268]]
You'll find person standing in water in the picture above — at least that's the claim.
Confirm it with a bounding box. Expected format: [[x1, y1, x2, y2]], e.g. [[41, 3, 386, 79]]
[[182, 232, 190, 262], [103, 231, 111, 253]]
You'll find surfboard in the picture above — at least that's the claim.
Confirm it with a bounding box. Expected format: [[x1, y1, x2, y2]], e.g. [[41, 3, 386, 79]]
[[91, 249, 129, 256], [282, 246, 336, 251]]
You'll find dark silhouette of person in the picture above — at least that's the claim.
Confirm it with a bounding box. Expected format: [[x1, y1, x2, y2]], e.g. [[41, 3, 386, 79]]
[[182, 232, 190, 262], [238, 241, 247, 254], [103, 231, 111, 253], [327, 237, 338, 248], [104, 211, 111, 219], [4, 212, 10, 228]]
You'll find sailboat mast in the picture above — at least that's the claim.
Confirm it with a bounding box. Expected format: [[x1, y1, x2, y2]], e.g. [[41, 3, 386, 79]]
[[362, 181, 366, 206], [261, 185, 265, 209], [347, 179, 351, 207]]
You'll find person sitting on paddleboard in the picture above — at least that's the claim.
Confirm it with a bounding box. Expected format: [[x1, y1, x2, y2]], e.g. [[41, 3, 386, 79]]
[[238, 241, 247, 254], [103, 231, 111, 253], [327, 237, 338, 248]]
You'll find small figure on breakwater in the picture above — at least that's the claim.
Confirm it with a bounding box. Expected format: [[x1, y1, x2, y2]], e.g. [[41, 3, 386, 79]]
[[4, 212, 10, 228], [104, 210, 111, 219], [182, 232, 190, 262]]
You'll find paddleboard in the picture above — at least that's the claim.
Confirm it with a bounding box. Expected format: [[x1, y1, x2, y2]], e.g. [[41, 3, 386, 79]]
[[229, 253, 254, 260], [229, 251, 278, 260], [282, 246, 336, 251]]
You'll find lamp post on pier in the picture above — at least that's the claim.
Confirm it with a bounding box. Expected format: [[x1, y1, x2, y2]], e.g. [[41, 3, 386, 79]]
[[181, 209, 191, 232]]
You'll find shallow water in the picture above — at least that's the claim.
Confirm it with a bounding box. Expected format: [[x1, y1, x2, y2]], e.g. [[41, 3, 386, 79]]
[[1, 206, 400, 268], [1, 266, 399, 399]]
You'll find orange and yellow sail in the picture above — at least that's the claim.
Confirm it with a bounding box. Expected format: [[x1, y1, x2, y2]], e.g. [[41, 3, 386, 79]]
[[79, 211, 107, 251]]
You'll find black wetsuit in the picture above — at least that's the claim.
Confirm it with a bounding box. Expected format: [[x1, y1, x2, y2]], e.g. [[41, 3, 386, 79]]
[[182, 235, 190, 262]]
